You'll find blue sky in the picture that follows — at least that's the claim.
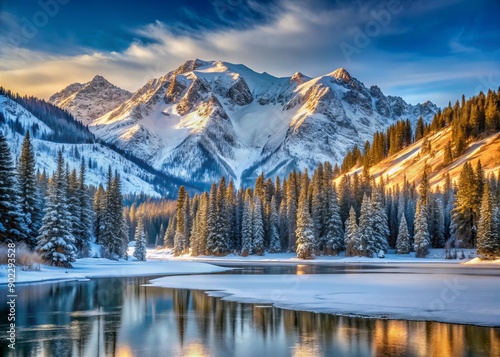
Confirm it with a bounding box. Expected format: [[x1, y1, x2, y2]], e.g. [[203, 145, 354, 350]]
[[0, 0, 499, 106]]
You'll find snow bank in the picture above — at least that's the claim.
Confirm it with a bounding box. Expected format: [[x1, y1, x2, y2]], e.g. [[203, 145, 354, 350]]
[[464, 257, 500, 265], [148, 248, 476, 265], [0, 259, 231, 285], [149, 272, 500, 327]]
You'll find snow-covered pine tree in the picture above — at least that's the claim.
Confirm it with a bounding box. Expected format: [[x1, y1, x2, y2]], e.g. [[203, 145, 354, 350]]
[[344, 207, 358, 257], [93, 184, 106, 244], [413, 203, 430, 258], [371, 188, 389, 255], [0, 131, 27, 245], [252, 196, 265, 256], [206, 183, 218, 254], [295, 179, 315, 260], [101, 168, 127, 258], [183, 193, 191, 249], [163, 214, 176, 248], [286, 172, 298, 252], [17, 131, 41, 248], [428, 193, 445, 248], [268, 196, 281, 253], [451, 162, 478, 248], [192, 191, 208, 256], [211, 177, 232, 255], [477, 183, 499, 259], [311, 163, 325, 243], [36, 151, 76, 267], [173, 186, 187, 256], [279, 182, 289, 251], [226, 180, 237, 250], [324, 182, 344, 255], [356, 194, 375, 257], [241, 192, 253, 256], [133, 219, 147, 261], [76, 158, 92, 257], [396, 215, 411, 254], [67, 168, 81, 255]]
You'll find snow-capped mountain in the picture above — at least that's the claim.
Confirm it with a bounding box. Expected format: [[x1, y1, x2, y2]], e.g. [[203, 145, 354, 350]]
[[0, 95, 187, 197], [54, 60, 438, 187], [49, 75, 132, 125]]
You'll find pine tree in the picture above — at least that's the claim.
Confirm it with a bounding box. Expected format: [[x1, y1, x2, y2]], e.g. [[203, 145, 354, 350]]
[[173, 186, 187, 256], [413, 203, 430, 258], [67, 168, 81, 255], [396, 215, 411, 254], [17, 131, 41, 248], [133, 219, 147, 261], [476, 183, 499, 259], [36, 151, 76, 267], [295, 180, 315, 260], [101, 168, 127, 258], [356, 195, 375, 257], [93, 184, 106, 244], [191, 192, 208, 256], [76, 158, 92, 257], [324, 183, 344, 255], [241, 194, 253, 255], [452, 162, 477, 247], [0, 132, 27, 245], [252, 197, 265, 256], [268, 196, 281, 253], [286, 172, 298, 251], [163, 215, 176, 248], [344, 207, 358, 257], [371, 188, 389, 255]]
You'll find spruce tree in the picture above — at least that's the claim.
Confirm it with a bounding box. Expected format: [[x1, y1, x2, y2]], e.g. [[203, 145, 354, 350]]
[[0, 132, 27, 245], [396, 215, 411, 254], [163, 215, 176, 248], [173, 186, 187, 256], [357, 195, 375, 257], [268, 196, 281, 253], [477, 183, 499, 259], [252, 197, 265, 255], [452, 162, 477, 247], [295, 181, 315, 260], [324, 183, 344, 255], [241, 194, 253, 255], [93, 184, 106, 244], [76, 158, 92, 256], [371, 188, 389, 255], [37, 151, 76, 267], [413, 203, 430, 258], [133, 219, 147, 261], [344, 207, 358, 257], [17, 131, 41, 247]]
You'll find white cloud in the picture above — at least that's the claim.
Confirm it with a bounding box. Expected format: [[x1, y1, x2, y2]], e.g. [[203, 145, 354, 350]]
[[0, 0, 498, 107]]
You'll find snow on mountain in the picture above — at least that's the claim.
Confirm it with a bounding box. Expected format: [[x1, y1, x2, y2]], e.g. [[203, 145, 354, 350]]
[[337, 126, 500, 190], [55, 59, 437, 187], [49, 75, 132, 125], [0, 95, 161, 197]]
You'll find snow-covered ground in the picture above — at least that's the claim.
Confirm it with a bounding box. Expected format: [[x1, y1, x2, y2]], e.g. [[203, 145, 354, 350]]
[[148, 248, 497, 265], [149, 270, 500, 327], [0, 258, 231, 285]]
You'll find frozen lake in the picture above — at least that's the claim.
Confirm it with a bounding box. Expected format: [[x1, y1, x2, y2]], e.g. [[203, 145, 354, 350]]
[[1, 264, 499, 356]]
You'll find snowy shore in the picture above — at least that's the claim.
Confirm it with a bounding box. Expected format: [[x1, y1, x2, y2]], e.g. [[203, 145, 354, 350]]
[[0, 258, 231, 285], [149, 270, 500, 327]]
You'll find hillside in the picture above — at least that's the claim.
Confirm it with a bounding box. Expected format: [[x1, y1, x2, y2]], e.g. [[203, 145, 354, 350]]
[[338, 127, 500, 189]]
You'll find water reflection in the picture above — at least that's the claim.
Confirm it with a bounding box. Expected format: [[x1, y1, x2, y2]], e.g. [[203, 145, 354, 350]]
[[0, 277, 499, 357]]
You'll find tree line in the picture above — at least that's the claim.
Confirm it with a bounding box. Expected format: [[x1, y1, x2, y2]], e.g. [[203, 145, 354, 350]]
[[0, 131, 128, 267]]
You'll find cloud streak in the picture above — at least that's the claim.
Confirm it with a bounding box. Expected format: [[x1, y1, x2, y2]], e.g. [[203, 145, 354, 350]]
[[0, 0, 498, 107]]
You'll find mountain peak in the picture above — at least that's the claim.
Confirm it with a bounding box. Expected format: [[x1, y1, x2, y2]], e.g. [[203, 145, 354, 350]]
[[291, 72, 309, 85], [91, 75, 109, 83], [329, 68, 353, 82]]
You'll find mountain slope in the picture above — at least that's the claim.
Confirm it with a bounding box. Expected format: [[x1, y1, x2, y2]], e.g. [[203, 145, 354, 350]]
[[0, 94, 191, 197], [337, 127, 500, 189], [49, 75, 132, 125], [54, 59, 438, 187]]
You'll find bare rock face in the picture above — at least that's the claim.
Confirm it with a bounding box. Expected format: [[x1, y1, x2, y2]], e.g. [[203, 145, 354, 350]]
[[227, 76, 253, 106]]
